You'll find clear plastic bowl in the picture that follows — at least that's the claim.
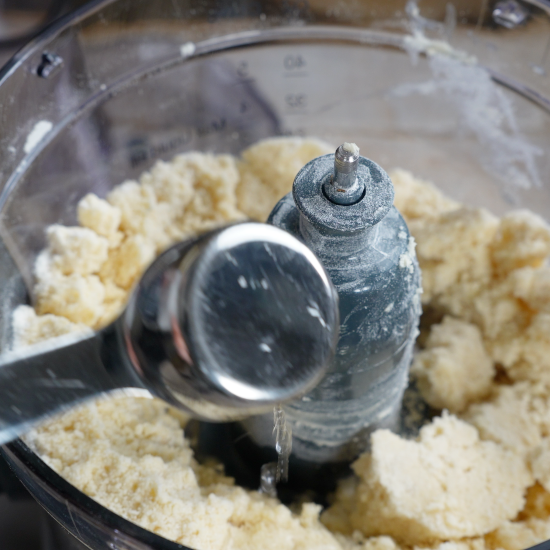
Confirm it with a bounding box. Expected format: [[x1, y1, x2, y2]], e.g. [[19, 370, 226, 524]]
[[1, 0, 550, 548]]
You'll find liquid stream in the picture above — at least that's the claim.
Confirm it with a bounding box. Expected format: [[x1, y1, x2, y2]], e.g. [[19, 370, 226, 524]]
[[273, 404, 292, 482], [259, 405, 293, 497]]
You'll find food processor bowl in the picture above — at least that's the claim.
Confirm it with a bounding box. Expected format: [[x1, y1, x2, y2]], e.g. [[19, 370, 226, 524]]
[[1, 0, 550, 548]]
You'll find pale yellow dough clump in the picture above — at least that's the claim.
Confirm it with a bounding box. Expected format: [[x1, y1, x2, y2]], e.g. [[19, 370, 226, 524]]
[[411, 316, 494, 413], [464, 381, 550, 460], [324, 414, 532, 545], [12, 142, 550, 550]]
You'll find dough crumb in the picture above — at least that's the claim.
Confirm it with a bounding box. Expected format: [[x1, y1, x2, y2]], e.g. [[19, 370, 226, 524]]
[[99, 234, 156, 290], [46, 224, 109, 276], [35, 267, 106, 327], [412, 316, 494, 413], [11, 305, 92, 349], [512, 267, 550, 314], [497, 313, 550, 385], [77, 193, 123, 247], [411, 207, 498, 309]]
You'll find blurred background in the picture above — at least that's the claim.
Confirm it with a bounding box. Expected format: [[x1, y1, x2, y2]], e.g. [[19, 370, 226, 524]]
[[0, 0, 87, 56]]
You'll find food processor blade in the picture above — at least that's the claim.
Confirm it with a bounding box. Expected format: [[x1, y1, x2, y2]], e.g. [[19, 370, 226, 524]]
[[0, 223, 339, 445]]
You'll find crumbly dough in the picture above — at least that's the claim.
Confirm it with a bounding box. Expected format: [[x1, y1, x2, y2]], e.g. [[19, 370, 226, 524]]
[[27, 397, 342, 550], [11, 305, 92, 349], [394, 180, 550, 387], [409, 207, 499, 310], [236, 137, 333, 220], [390, 169, 460, 223], [35, 269, 106, 327], [411, 316, 494, 413], [490, 211, 550, 278], [78, 192, 123, 247], [45, 224, 110, 276], [464, 381, 550, 459], [12, 141, 550, 550], [324, 414, 532, 545]]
